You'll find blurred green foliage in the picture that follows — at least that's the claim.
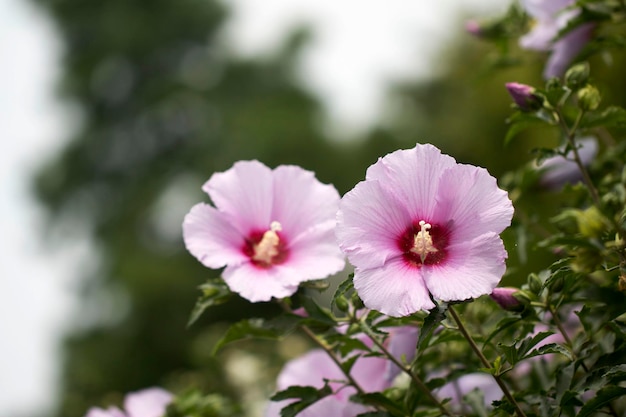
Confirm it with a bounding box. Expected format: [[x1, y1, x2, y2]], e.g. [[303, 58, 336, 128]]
[[30, 0, 626, 416]]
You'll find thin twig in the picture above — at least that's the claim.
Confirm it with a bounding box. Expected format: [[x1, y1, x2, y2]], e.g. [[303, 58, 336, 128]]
[[448, 305, 528, 417], [358, 320, 453, 416]]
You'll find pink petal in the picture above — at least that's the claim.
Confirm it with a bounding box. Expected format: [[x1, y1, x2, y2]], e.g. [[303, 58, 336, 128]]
[[384, 326, 419, 382], [337, 180, 411, 270], [353, 257, 435, 317], [222, 263, 299, 302], [437, 373, 502, 409], [519, 19, 560, 51], [271, 165, 341, 240], [124, 388, 173, 417], [520, 0, 573, 20], [285, 225, 346, 281], [203, 160, 273, 234], [424, 233, 507, 302], [277, 350, 345, 390], [364, 144, 456, 221], [544, 23, 594, 79], [350, 355, 391, 393], [182, 203, 248, 269], [434, 164, 513, 243]]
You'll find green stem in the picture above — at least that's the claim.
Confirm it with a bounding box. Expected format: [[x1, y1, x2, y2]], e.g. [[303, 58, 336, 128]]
[[448, 305, 528, 417], [547, 303, 620, 417], [358, 320, 452, 416], [557, 109, 601, 206], [277, 301, 370, 397]]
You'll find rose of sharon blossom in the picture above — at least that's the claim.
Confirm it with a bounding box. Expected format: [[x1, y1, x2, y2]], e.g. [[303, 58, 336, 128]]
[[85, 388, 173, 417], [183, 161, 345, 302], [336, 144, 514, 317], [266, 327, 418, 417], [538, 137, 598, 189], [519, 0, 594, 79], [437, 373, 502, 411]]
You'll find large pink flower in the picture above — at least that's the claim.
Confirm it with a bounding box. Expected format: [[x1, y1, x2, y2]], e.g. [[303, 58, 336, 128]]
[[336, 144, 514, 317], [85, 388, 173, 417], [519, 0, 594, 79], [183, 160, 345, 302]]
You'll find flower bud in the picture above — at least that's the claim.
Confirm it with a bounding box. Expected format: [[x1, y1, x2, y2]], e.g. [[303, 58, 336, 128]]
[[505, 82, 543, 112], [565, 62, 590, 89], [528, 273, 543, 294], [577, 85, 601, 111], [334, 295, 350, 313], [490, 287, 524, 311]]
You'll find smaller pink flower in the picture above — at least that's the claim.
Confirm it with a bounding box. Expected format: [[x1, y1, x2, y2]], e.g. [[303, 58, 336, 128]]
[[85, 388, 173, 417], [336, 144, 514, 317], [538, 137, 598, 189], [436, 373, 502, 411], [183, 161, 345, 302], [266, 327, 417, 417], [519, 0, 594, 79]]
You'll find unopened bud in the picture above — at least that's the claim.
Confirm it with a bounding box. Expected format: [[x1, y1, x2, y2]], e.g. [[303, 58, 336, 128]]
[[565, 62, 590, 89], [528, 273, 543, 294], [505, 82, 543, 112], [577, 85, 601, 111], [334, 296, 349, 313], [490, 287, 524, 311]]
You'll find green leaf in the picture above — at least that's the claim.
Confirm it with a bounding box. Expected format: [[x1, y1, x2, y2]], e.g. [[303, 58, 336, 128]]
[[350, 392, 406, 417], [299, 297, 337, 329], [526, 343, 573, 361], [332, 275, 355, 312], [576, 386, 626, 417], [212, 319, 282, 354], [504, 111, 552, 145], [271, 384, 331, 402], [271, 384, 332, 417], [418, 302, 448, 352], [580, 106, 626, 129], [187, 279, 232, 327]]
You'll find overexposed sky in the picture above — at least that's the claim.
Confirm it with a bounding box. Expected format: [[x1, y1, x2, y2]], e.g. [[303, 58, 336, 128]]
[[0, 0, 508, 415]]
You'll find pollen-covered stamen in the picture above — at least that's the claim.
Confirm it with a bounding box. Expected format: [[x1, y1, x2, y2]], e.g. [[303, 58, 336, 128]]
[[252, 221, 282, 264], [410, 220, 438, 263]]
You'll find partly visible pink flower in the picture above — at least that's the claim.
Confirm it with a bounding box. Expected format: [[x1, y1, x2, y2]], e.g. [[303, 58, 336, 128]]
[[519, 0, 594, 79], [183, 161, 345, 302], [538, 137, 598, 189], [85, 388, 173, 417], [465, 20, 482, 36], [436, 373, 502, 411], [266, 327, 416, 417], [336, 144, 514, 317]]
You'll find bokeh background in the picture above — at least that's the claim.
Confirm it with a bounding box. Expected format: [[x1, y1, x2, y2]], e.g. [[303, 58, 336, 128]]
[[4, 0, 626, 416]]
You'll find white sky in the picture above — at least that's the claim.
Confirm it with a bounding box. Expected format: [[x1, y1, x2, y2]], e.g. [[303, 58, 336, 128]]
[[0, 0, 509, 415]]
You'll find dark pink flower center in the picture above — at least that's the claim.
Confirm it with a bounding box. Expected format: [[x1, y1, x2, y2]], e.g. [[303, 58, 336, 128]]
[[398, 220, 450, 267], [242, 221, 289, 268]]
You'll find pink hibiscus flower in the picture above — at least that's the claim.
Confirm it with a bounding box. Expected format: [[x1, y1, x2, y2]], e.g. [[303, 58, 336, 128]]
[[336, 144, 514, 317], [266, 327, 418, 417], [519, 0, 594, 79], [85, 388, 173, 417], [183, 160, 345, 302]]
